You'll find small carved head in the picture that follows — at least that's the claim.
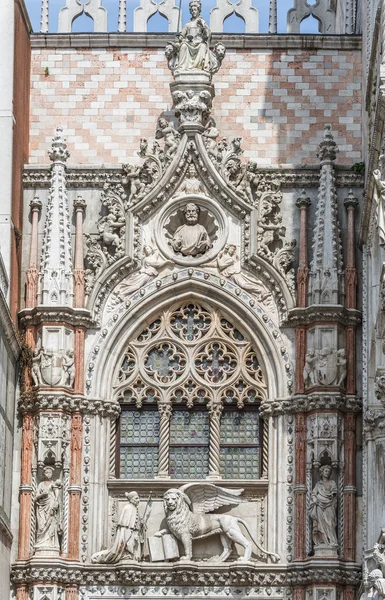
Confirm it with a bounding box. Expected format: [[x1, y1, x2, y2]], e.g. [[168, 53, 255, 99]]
[[307, 348, 315, 357], [319, 464, 332, 479], [189, 0, 201, 18], [184, 203, 200, 224], [43, 466, 54, 480], [165, 43, 175, 60], [163, 489, 182, 512], [214, 42, 226, 60], [187, 164, 197, 177], [158, 117, 168, 129], [125, 491, 140, 506], [337, 349, 346, 358]]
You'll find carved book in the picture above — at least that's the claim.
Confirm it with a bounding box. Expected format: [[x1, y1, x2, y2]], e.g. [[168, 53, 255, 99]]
[[148, 534, 179, 562]]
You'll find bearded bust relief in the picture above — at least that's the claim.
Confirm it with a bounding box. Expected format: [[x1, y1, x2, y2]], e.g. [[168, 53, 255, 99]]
[[170, 203, 213, 257]]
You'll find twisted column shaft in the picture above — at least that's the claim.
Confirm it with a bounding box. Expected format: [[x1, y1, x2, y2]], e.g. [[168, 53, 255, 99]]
[[207, 399, 223, 478], [157, 400, 172, 478]]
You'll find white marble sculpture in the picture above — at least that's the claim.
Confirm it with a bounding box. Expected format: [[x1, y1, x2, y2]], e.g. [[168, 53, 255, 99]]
[[171, 203, 212, 256], [174, 164, 205, 196], [34, 466, 62, 554], [165, 0, 226, 77], [309, 465, 338, 552], [213, 245, 272, 306], [31, 347, 76, 388], [154, 483, 279, 562], [91, 491, 144, 564], [119, 245, 172, 297], [304, 347, 347, 388]]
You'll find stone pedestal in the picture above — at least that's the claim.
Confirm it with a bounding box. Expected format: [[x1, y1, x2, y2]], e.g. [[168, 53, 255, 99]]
[[313, 544, 338, 557]]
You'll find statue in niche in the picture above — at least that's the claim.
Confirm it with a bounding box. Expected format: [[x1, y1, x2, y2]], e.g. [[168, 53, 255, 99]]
[[208, 245, 273, 308], [119, 245, 172, 298], [309, 465, 338, 549], [91, 491, 145, 564], [155, 118, 180, 161], [165, 0, 225, 76], [153, 483, 279, 563], [174, 163, 205, 196], [34, 466, 62, 553], [171, 203, 212, 256]]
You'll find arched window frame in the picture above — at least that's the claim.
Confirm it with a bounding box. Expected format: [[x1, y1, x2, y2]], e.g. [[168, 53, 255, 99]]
[[112, 302, 268, 481]]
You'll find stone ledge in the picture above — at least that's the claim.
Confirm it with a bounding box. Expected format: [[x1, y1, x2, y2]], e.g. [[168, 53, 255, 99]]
[[23, 164, 364, 190], [30, 33, 362, 51], [17, 392, 120, 418], [107, 478, 268, 498], [11, 559, 362, 587], [260, 394, 362, 417]]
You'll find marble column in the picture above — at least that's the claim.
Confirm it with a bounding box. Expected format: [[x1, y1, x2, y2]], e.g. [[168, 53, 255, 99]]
[[296, 190, 311, 308], [25, 194, 42, 309], [18, 413, 34, 560], [73, 196, 86, 309], [156, 400, 172, 479]]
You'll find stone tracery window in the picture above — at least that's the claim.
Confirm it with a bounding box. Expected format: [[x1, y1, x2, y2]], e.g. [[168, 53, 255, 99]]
[[114, 302, 267, 480]]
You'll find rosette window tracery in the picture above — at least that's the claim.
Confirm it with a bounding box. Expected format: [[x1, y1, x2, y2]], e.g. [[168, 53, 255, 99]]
[[113, 302, 267, 481]]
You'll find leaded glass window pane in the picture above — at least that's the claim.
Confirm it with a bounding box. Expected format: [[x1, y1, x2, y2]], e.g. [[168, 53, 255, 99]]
[[170, 411, 210, 444], [119, 410, 159, 478], [220, 411, 260, 479], [169, 410, 210, 479], [169, 446, 209, 479]]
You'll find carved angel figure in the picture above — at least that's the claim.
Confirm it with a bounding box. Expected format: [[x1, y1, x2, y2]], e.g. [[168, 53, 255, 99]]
[[155, 118, 180, 161], [118, 245, 172, 298], [173, 163, 205, 197], [212, 245, 273, 308], [154, 483, 279, 563]]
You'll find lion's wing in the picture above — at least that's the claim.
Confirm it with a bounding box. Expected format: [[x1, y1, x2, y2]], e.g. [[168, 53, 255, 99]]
[[179, 483, 245, 514]]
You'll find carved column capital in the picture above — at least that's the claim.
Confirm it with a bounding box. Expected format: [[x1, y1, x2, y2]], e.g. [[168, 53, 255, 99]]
[[30, 193, 42, 213], [296, 189, 311, 210], [73, 194, 86, 212], [344, 189, 359, 211]]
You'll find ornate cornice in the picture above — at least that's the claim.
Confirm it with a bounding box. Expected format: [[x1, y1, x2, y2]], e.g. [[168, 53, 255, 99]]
[[284, 305, 361, 327], [11, 560, 361, 587], [260, 394, 362, 417], [23, 165, 363, 190], [17, 392, 120, 419], [18, 306, 96, 329]]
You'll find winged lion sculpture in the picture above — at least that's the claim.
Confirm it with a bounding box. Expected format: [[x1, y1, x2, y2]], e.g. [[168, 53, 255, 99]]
[[154, 482, 279, 563]]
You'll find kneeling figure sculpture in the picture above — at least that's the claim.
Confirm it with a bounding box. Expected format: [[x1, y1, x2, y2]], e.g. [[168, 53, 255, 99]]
[[155, 483, 279, 563]]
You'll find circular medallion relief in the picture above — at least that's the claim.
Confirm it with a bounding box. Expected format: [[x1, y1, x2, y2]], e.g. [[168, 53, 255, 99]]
[[155, 195, 228, 266]]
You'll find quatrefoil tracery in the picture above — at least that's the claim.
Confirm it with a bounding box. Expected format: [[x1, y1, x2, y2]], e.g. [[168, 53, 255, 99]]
[[114, 302, 267, 407]]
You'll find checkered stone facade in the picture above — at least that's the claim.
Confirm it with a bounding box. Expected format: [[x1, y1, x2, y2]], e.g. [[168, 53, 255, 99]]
[[30, 46, 362, 166]]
